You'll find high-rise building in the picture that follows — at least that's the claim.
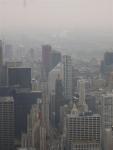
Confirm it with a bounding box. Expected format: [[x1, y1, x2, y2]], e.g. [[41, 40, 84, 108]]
[[100, 93, 113, 147], [50, 50, 61, 70], [77, 79, 88, 112], [104, 52, 113, 66], [4, 44, 13, 61], [63, 55, 72, 100], [0, 40, 3, 66], [48, 62, 63, 95], [101, 52, 113, 77], [13, 91, 42, 141], [0, 96, 15, 150], [42, 45, 52, 78], [0, 40, 3, 84], [8, 67, 31, 89], [66, 104, 101, 150], [104, 128, 113, 150], [55, 76, 64, 128]]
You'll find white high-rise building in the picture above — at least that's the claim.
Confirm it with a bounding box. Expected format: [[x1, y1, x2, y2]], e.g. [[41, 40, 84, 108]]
[[101, 93, 113, 129], [66, 103, 101, 150], [77, 79, 88, 112], [63, 55, 72, 100]]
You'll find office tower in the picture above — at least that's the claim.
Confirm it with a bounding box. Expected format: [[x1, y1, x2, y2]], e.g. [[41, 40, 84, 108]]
[[66, 104, 101, 150], [4, 44, 13, 61], [42, 45, 52, 78], [0, 40, 3, 66], [13, 91, 42, 141], [0, 96, 15, 150], [48, 62, 63, 95], [8, 67, 31, 89], [101, 52, 113, 77], [77, 79, 88, 112], [50, 50, 61, 70], [104, 52, 113, 65], [55, 76, 64, 128], [16, 45, 25, 61], [0, 40, 3, 84], [41, 94, 49, 135], [101, 93, 113, 129], [100, 93, 113, 147], [104, 128, 113, 150], [63, 55, 72, 100]]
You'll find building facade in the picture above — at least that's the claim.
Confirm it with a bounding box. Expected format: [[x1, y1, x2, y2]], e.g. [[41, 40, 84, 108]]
[[63, 55, 72, 100]]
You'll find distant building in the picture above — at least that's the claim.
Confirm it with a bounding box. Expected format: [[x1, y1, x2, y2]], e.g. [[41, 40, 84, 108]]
[[0, 96, 15, 150], [55, 76, 64, 128], [42, 45, 52, 78], [104, 52, 113, 66], [48, 63, 63, 95], [101, 52, 113, 77], [0, 40, 3, 84], [8, 67, 31, 89], [63, 55, 72, 100], [50, 50, 61, 70], [0, 40, 3, 66], [4, 44, 13, 61]]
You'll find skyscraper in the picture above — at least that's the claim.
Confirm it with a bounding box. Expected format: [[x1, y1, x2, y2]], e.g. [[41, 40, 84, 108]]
[[0, 40, 3, 84], [0, 96, 15, 150], [42, 45, 52, 78], [100, 93, 113, 147], [55, 76, 64, 128], [4, 44, 13, 61], [8, 67, 31, 89], [77, 79, 88, 112], [66, 104, 101, 150], [50, 50, 61, 70], [104, 128, 113, 150], [63, 55, 72, 100], [0, 40, 3, 66]]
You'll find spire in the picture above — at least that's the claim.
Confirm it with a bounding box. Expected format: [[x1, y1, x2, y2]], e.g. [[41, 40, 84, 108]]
[[71, 102, 78, 116]]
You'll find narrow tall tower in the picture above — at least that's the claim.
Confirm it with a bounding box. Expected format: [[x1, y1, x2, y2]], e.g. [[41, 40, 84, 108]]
[[0, 40, 3, 84], [77, 79, 88, 112], [63, 55, 72, 101], [0, 40, 3, 66]]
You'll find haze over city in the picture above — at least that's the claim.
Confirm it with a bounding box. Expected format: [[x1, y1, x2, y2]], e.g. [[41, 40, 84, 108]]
[[0, 0, 112, 56], [0, 1, 113, 150]]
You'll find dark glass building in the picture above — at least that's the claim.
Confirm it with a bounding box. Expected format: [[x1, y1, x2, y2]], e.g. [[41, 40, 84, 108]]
[[8, 67, 31, 89]]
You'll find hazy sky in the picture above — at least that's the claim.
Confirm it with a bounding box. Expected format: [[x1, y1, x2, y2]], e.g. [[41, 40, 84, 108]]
[[0, 0, 112, 32]]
